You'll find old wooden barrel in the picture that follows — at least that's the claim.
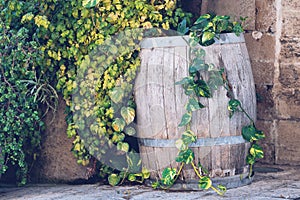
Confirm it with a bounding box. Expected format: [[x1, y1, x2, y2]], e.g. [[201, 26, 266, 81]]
[[134, 33, 256, 189]]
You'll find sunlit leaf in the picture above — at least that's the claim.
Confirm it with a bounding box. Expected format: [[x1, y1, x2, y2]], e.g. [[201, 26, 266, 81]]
[[125, 127, 136, 136], [249, 144, 264, 159], [109, 87, 124, 103], [175, 139, 187, 150], [112, 118, 126, 132], [108, 174, 121, 186], [117, 142, 129, 152], [82, 0, 101, 8], [199, 176, 212, 190], [202, 32, 215, 44], [246, 154, 255, 165], [161, 168, 177, 186], [175, 149, 194, 164], [182, 130, 197, 145], [121, 107, 135, 125], [127, 174, 136, 182]]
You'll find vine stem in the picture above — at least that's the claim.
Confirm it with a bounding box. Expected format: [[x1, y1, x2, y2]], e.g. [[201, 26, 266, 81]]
[[248, 164, 253, 178], [239, 105, 255, 125], [191, 162, 203, 179]]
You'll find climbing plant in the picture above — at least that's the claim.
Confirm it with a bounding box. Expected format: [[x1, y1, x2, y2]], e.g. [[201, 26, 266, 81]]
[[152, 15, 265, 195], [0, 0, 58, 185], [13, 0, 191, 185]]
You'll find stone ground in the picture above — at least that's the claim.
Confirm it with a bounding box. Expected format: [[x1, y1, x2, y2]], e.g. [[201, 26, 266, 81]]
[[0, 164, 300, 200]]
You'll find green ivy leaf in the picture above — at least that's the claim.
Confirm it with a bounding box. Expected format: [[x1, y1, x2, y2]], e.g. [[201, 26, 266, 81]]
[[182, 130, 197, 145], [175, 149, 194, 164], [108, 174, 121, 186], [177, 18, 189, 35], [112, 118, 126, 132], [242, 125, 265, 142], [217, 184, 227, 193], [185, 98, 204, 112], [121, 107, 135, 125], [175, 77, 193, 85], [161, 168, 177, 186], [110, 87, 124, 103], [228, 99, 241, 117], [82, 0, 101, 8], [127, 174, 137, 182], [179, 113, 192, 127], [246, 154, 255, 165], [152, 181, 160, 189], [199, 176, 212, 190], [208, 70, 224, 91], [195, 80, 211, 98], [250, 144, 264, 159], [202, 32, 215, 44], [117, 142, 129, 153], [175, 139, 187, 150], [142, 167, 150, 179], [125, 127, 136, 136]]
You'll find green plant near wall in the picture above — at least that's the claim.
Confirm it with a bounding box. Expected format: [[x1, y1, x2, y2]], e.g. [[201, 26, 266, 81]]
[[0, 3, 58, 184], [17, 0, 191, 185], [152, 14, 265, 195]]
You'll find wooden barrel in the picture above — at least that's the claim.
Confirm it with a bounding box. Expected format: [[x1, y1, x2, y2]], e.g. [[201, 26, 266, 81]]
[[134, 33, 256, 187]]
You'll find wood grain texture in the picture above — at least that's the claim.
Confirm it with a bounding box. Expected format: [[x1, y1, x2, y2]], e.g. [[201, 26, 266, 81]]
[[135, 34, 256, 181]]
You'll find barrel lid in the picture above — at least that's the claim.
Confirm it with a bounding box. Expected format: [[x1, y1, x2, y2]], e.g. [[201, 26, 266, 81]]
[[140, 33, 245, 49]]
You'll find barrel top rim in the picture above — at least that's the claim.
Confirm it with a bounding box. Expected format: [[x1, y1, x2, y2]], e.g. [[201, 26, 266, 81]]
[[140, 33, 245, 49]]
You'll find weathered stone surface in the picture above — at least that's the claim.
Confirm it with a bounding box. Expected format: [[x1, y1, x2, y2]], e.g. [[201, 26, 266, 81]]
[[277, 88, 300, 119], [34, 96, 88, 183], [256, 120, 275, 164], [256, 85, 275, 120], [250, 60, 275, 85], [280, 36, 300, 63], [245, 33, 276, 61], [281, 12, 300, 36], [206, 0, 255, 30], [276, 120, 300, 165], [279, 63, 300, 88], [255, 0, 277, 32], [282, 0, 300, 12]]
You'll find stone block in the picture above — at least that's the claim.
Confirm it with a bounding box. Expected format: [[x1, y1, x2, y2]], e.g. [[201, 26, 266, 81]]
[[281, 12, 300, 36], [251, 60, 275, 85], [280, 36, 300, 63], [276, 120, 300, 165], [207, 0, 255, 30], [256, 120, 275, 164], [277, 88, 300, 119], [279, 63, 300, 88], [282, 0, 300, 12], [256, 84, 275, 120], [34, 96, 88, 183], [255, 0, 276, 32], [245, 33, 276, 62]]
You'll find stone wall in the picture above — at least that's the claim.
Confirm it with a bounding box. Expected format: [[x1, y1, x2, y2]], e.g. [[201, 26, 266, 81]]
[[184, 0, 300, 165], [33, 96, 88, 183]]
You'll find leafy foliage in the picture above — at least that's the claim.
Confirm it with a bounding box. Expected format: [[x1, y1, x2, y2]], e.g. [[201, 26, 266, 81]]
[[0, 1, 58, 184], [0, 0, 191, 185], [154, 13, 264, 196], [189, 13, 245, 46]]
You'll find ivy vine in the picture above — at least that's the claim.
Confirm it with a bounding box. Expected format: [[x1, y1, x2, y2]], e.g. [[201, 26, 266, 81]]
[[152, 14, 265, 195], [0, 0, 57, 185]]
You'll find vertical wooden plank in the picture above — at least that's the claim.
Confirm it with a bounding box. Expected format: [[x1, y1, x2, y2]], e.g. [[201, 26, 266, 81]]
[[147, 47, 169, 177]]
